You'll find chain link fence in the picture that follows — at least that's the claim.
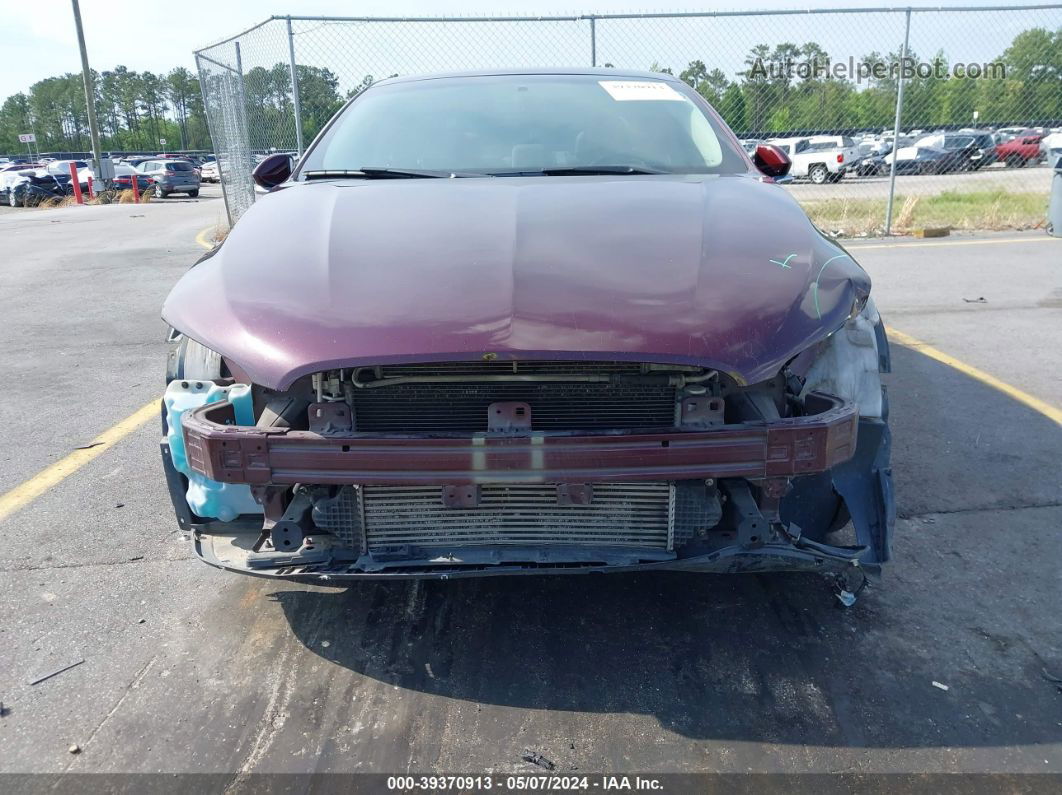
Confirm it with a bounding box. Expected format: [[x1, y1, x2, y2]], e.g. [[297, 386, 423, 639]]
[[195, 6, 1062, 232]]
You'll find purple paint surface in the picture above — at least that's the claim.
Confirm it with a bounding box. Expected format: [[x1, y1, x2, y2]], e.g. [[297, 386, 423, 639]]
[[163, 173, 869, 390]]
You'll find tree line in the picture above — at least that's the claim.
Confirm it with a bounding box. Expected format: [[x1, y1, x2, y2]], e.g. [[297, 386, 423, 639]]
[[0, 66, 208, 154], [1, 25, 1058, 155], [655, 26, 1061, 135]]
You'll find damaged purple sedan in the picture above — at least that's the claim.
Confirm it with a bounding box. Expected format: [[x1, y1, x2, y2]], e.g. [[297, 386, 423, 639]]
[[161, 70, 893, 599]]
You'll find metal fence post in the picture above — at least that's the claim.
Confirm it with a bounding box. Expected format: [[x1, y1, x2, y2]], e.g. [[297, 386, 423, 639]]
[[590, 16, 597, 67], [286, 17, 305, 156], [884, 7, 912, 236]]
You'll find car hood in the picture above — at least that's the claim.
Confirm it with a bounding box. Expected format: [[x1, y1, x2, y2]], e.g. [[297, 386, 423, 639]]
[[163, 175, 870, 390]]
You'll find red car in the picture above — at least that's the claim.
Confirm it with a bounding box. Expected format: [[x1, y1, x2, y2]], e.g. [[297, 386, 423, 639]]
[[996, 131, 1043, 167], [160, 70, 893, 601]]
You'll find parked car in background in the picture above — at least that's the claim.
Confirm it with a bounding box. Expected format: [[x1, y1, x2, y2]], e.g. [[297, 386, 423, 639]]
[[200, 160, 220, 182], [161, 69, 892, 593], [135, 159, 200, 198], [995, 126, 1028, 143], [0, 162, 42, 173], [43, 160, 106, 193], [938, 130, 998, 169], [881, 145, 953, 175], [112, 164, 153, 192], [45, 159, 88, 178], [854, 154, 887, 176], [807, 135, 859, 163], [0, 169, 33, 204], [967, 131, 997, 168], [158, 154, 203, 177], [854, 140, 880, 164], [996, 130, 1044, 167], [767, 136, 848, 183], [0, 171, 70, 207], [1041, 130, 1062, 164], [914, 133, 984, 171]]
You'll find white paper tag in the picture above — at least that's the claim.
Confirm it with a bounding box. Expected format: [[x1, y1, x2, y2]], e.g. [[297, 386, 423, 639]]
[[598, 80, 686, 101]]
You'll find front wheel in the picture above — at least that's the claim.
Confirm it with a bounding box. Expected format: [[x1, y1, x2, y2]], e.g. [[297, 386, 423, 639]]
[[809, 164, 829, 184]]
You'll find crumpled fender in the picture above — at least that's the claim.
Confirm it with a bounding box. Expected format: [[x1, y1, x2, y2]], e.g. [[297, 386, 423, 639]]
[[784, 298, 894, 565], [800, 297, 888, 419]]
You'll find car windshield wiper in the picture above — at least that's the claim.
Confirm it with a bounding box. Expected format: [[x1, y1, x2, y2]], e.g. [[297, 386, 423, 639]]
[[490, 165, 667, 176], [303, 167, 486, 180]]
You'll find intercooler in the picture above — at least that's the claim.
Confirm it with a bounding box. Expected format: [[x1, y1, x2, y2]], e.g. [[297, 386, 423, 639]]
[[314, 483, 675, 552]]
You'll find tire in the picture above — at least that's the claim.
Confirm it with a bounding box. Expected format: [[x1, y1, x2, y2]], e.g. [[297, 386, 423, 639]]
[[1005, 154, 1023, 168], [809, 164, 829, 184], [154, 184, 166, 199], [187, 189, 199, 198]]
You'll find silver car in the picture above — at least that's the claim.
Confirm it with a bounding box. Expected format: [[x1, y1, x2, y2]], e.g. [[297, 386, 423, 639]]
[[136, 159, 200, 198]]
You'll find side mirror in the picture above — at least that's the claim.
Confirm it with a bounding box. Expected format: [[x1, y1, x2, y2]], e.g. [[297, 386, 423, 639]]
[[252, 153, 293, 189], [753, 143, 792, 180]]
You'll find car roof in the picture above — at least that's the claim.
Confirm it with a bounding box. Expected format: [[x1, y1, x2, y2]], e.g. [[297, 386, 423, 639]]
[[373, 67, 683, 87]]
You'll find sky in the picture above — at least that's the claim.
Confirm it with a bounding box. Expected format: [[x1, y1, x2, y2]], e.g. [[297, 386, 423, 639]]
[[0, 0, 1048, 102]]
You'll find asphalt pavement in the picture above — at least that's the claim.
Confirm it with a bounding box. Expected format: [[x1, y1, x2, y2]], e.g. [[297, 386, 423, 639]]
[[0, 187, 1060, 781]]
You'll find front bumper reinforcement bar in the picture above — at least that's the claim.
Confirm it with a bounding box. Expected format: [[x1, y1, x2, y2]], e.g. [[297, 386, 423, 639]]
[[181, 391, 858, 486]]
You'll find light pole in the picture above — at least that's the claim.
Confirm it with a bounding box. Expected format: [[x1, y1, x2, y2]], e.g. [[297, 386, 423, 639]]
[[70, 0, 103, 173]]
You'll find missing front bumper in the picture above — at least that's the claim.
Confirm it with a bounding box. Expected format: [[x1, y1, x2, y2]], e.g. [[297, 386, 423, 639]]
[[172, 394, 893, 581]]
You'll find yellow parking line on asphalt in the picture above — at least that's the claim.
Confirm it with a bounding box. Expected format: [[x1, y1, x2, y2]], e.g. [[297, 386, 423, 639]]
[[887, 327, 1062, 425], [195, 225, 219, 249], [848, 236, 1060, 251], [0, 400, 159, 524]]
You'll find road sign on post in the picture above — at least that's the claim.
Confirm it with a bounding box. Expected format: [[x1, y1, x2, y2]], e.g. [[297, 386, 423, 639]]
[[18, 133, 35, 143], [159, 138, 167, 146]]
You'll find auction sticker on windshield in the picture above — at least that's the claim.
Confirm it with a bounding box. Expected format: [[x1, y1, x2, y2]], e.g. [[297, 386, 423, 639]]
[[598, 80, 686, 101]]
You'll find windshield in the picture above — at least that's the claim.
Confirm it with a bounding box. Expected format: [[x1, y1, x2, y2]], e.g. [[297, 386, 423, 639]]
[[299, 74, 747, 176]]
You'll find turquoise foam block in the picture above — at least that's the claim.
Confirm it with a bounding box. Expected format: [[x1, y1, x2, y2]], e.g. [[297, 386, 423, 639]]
[[164, 380, 263, 522]]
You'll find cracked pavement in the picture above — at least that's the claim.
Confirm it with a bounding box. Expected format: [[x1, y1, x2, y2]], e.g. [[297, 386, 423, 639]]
[[0, 193, 1060, 778]]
